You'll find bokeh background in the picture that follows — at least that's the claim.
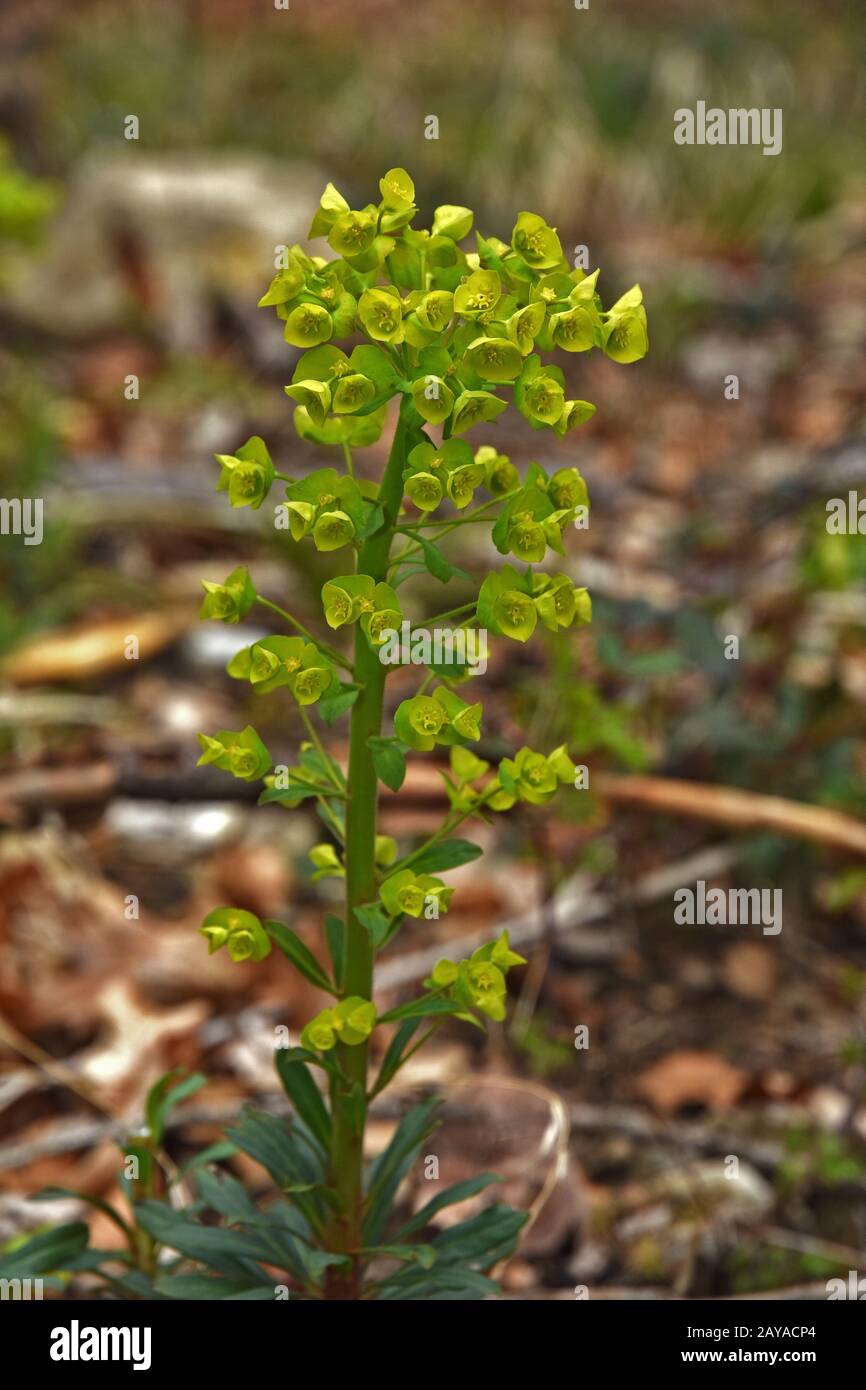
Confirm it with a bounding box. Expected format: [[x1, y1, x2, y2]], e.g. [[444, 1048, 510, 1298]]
[[1, 0, 866, 1298]]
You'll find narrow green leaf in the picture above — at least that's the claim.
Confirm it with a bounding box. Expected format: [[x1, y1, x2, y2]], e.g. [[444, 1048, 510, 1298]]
[[0, 1222, 89, 1279], [376, 1263, 499, 1300], [34, 1186, 133, 1240], [393, 1173, 500, 1240], [155, 1274, 272, 1300], [363, 1096, 441, 1245], [275, 1052, 331, 1150], [145, 1070, 206, 1147], [362, 1242, 437, 1269], [266, 920, 335, 994], [324, 913, 344, 986], [431, 1203, 528, 1268], [195, 1167, 260, 1224], [379, 996, 464, 1024], [176, 1140, 237, 1178], [408, 838, 482, 874], [373, 1018, 419, 1095]]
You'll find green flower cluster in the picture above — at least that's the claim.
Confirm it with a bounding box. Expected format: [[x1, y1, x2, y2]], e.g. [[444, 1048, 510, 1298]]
[[283, 466, 374, 552], [301, 996, 377, 1053], [215, 436, 275, 510], [403, 439, 486, 512], [438, 743, 576, 815], [394, 688, 482, 751], [321, 574, 401, 645], [199, 565, 257, 624], [200, 908, 272, 964], [254, 168, 645, 466], [196, 725, 272, 782], [427, 932, 527, 1022], [380, 868, 453, 919], [227, 635, 336, 706], [488, 461, 586, 565], [494, 745, 576, 807], [479, 564, 591, 642]]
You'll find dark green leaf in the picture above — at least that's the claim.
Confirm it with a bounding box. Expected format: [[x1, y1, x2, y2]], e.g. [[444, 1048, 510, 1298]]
[[226, 1108, 326, 1233], [259, 778, 324, 805], [34, 1186, 132, 1240], [373, 1018, 419, 1095], [275, 1052, 331, 1150], [408, 838, 482, 874], [266, 920, 335, 993], [368, 736, 406, 792], [195, 1167, 261, 1225], [324, 913, 344, 986], [393, 1174, 500, 1240], [177, 1140, 237, 1177], [379, 996, 464, 1024], [376, 1263, 499, 1300], [414, 533, 471, 585], [145, 1070, 206, 1147], [356, 503, 385, 541], [362, 1242, 437, 1269], [0, 1222, 89, 1278], [135, 1201, 271, 1279], [363, 1096, 441, 1245], [432, 1203, 528, 1269], [60, 1248, 132, 1273], [155, 1274, 274, 1300], [318, 685, 359, 725], [354, 901, 392, 948]]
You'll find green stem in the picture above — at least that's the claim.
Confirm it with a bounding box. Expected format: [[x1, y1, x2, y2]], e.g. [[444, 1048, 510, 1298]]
[[299, 707, 346, 791], [255, 596, 354, 675], [324, 397, 414, 1299], [387, 786, 498, 878], [389, 493, 517, 576], [422, 602, 477, 626]]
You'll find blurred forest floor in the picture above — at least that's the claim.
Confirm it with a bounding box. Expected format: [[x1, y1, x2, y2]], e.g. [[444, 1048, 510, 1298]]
[[0, 0, 865, 1298]]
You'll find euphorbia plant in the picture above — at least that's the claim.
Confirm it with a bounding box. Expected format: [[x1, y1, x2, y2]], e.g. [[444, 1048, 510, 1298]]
[[6, 171, 646, 1302], [191, 169, 646, 1299]]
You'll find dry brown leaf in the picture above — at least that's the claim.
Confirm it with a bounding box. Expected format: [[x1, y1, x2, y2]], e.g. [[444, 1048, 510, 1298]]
[[636, 1050, 748, 1114], [1, 609, 197, 684]]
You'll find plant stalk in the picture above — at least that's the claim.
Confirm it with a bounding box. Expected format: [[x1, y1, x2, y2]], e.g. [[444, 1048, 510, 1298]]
[[325, 397, 413, 1298]]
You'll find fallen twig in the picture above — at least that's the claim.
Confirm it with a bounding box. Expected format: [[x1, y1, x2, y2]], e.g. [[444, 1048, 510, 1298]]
[[595, 774, 866, 857]]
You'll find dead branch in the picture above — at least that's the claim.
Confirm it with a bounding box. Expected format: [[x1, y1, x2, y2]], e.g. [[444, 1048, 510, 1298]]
[[596, 773, 866, 857]]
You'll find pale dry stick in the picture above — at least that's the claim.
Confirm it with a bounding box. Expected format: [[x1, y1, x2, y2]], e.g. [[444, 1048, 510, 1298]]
[[0, 1013, 113, 1117], [595, 774, 866, 857]]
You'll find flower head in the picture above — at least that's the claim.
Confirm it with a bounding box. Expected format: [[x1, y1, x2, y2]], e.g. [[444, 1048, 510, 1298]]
[[200, 908, 271, 964]]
